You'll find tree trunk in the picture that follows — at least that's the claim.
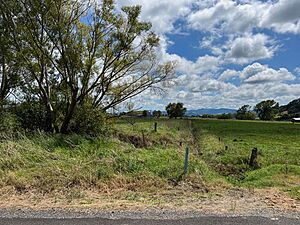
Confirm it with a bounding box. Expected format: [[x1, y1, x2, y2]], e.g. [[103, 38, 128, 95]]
[[60, 89, 78, 134], [0, 56, 8, 103], [44, 104, 54, 132]]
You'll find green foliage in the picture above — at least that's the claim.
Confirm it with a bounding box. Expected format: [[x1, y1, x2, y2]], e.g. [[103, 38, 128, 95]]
[[14, 101, 47, 131], [1, 0, 173, 133], [0, 0, 21, 102], [236, 105, 256, 120], [152, 110, 162, 118], [0, 111, 19, 135], [142, 110, 149, 117], [254, 100, 279, 120], [201, 114, 216, 118], [216, 113, 233, 119], [68, 103, 112, 136], [166, 102, 186, 119], [280, 98, 300, 114]]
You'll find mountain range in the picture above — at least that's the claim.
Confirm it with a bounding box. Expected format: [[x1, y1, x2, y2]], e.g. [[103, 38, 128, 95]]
[[185, 108, 237, 116]]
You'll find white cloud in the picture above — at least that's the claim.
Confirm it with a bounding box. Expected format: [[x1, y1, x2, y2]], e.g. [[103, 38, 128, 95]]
[[243, 68, 294, 84], [189, 78, 236, 93], [116, 0, 193, 34], [187, 0, 266, 33], [187, 0, 300, 34], [218, 63, 295, 84], [261, 0, 300, 34], [175, 74, 236, 93], [295, 67, 300, 75], [224, 34, 276, 64], [116, 0, 300, 110], [169, 54, 220, 76], [240, 63, 295, 84], [219, 69, 240, 81], [134, 79, 300, 110]]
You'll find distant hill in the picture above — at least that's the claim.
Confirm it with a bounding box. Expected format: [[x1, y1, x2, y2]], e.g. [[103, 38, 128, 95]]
[[186, 108, 237, 116], [280, 98, 300, 114]]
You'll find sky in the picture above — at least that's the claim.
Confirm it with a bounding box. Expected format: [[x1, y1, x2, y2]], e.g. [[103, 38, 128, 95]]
[[117, 0, 300, 110]]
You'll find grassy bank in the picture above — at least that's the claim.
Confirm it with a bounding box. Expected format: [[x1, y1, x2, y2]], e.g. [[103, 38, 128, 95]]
[[0, 119, 221, 195], [0, 118, 299, 200]]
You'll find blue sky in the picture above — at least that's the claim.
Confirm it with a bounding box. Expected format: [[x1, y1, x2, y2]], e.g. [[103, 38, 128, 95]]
[[117, 0, 300, 110]]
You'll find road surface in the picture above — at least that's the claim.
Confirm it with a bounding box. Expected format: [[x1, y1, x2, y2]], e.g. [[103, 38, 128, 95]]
[[0, 217, 299, 225]]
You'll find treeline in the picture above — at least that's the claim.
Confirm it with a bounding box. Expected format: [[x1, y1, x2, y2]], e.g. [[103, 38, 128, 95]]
[[0, 0, 173, 134], [200, 98, 300, 121], [120, 110, 163, 118]]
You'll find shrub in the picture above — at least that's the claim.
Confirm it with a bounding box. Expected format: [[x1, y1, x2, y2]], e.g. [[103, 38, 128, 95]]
[[236, 112, 256, 120], [14, 101, 47, 131], [0, 111, 20, 135], [69, 102, 112, 136], [217, 113, 233, 119]]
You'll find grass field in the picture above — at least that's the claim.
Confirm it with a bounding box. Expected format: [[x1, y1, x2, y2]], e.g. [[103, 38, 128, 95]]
[[117, 118, 300, 198], [190, 119, 300, 193], [0, 118, 299, 200]]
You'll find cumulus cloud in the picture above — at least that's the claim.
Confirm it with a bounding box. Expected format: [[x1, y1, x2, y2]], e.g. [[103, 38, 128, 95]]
[[116, 0, 193, 34], [117, 0, 300, 110], [190, 78, 236, 93], [224, 34, 276, 64], [240, 63, 295, 84], [188, 0, 300, 34], [134, 80, 300, 110], [219, 69, 240, 81], [175, 74, 236, 93], [170, 54, 220, 76], [294, 67, 300, 75], [261, 0, 300, 34], [218, 63, 295, 84], [187, 0, 264, 33]]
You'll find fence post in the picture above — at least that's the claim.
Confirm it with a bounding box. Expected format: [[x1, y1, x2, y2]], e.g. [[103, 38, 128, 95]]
[[142, 130, 145, 146], [249, 147, 258, 168], [154, 122, 157, 132], [184, 145, 189, 175]]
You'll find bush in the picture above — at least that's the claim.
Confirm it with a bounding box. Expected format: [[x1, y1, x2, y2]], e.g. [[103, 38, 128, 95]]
[[0, 111, 20, 135], [217, 113, 233, 119], [201, 114, 216, 118], [69, 103, 112, 136], [14, 101, 47, 131], [236, 112, 256, 120]]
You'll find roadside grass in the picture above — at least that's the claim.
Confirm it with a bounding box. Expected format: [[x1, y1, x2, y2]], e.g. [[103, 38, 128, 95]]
[[0, 123, 222, 194], [0, 118, 299, 201]]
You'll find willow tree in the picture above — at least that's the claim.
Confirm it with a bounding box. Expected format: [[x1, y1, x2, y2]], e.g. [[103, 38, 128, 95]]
[[4, 0, 174, 133], [0, 0, 21, 105]]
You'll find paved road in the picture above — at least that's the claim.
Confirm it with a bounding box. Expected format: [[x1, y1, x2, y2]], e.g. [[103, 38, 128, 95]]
[[0, 217, 299, 225]]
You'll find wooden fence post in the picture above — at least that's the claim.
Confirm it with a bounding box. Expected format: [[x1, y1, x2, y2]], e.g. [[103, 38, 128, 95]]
[[142, 130, 145, 147], [249, 147, 258, 168], [154, 122, 157, 132]]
